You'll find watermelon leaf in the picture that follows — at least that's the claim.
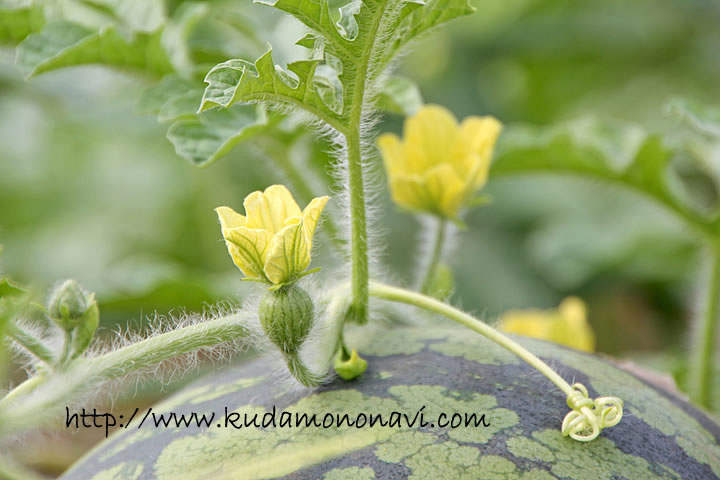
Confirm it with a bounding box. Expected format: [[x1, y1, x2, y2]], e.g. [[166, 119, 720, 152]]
[[16, 20, 173, 78], [492, 119, 720, 237], [666, 97, 720, 140], [199, 0, 473, 131], [0, 0, 45, 45], [166, 105, 272, 167], [377, 75, 423, 116]]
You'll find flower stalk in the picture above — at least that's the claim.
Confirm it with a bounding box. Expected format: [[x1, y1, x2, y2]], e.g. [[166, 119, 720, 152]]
[[6, 324, 55, 365], [345, 129, 369, 324], [420, 218, 447, 295], [690, 244, 720, 407]]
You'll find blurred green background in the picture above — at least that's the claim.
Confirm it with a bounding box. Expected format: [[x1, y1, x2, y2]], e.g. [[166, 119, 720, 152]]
[[1, 0, 719, 473]]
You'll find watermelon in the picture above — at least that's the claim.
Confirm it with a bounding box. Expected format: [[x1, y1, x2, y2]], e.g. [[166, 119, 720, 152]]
[[63, 327, 720, 479]]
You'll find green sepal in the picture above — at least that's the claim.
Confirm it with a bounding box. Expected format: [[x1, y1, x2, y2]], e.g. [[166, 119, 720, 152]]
[[71, 301, 99, 359]]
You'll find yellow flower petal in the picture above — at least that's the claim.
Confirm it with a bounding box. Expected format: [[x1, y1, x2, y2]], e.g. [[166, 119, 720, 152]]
[[405, 104, 458, 172], [457, 116, 502, 188], [223, 226, 272, 280], [263, 195, 329, 284], [244, 185, 302, 234], [301, 196, 330, 248], [263, 223, 305, 285], [498, 297, 595, 353], [217, 186, 328, 284], [215, 206, 247, 230], [457, 116, 502, 156], [553, 297, 595, 352], [498, 311, 552, 338], [423, 164, 466, 218], [377, 133, 406, 177], [390, 175, 433, 212], [378, 105, 502, 219]]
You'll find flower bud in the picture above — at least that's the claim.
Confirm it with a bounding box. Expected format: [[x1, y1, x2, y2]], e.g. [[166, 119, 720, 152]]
[[258, 284, 314, 355], [48, 280, 92, 330], [47, 279, 99, 359]]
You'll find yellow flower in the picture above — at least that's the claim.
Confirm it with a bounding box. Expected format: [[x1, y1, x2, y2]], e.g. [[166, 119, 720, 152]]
[[378, 104, 502, 220], [498, 297, 595, 352], [215, 185, 329, 286]]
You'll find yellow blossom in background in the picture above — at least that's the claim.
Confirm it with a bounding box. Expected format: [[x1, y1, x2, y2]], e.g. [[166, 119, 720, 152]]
[[216, 185, 329, 286], [498, 297, 595, 352], [378, 104, 502, 220]]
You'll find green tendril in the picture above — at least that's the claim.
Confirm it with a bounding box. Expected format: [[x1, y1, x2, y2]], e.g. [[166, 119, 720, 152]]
[[561, 383, 623, 442]]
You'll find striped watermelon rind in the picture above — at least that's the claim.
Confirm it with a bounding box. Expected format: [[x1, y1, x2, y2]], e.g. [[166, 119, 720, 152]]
[[63, 326, 720, 479]]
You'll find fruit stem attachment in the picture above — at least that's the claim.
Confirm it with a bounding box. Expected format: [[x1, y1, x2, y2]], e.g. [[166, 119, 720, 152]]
[[690, 244, 720, 407], [420, 217, 447, 295], [284, 353, 325, 387], [368, 280, 623, 441]]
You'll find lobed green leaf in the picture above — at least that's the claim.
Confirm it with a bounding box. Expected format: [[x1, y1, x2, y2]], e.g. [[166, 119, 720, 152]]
[[16, 21, 173, 78], [377, 75, 423, 115], [0, 1, 45, 45], [166, 105, 271, 167], [199, 0, 473, 130], [492, 119, 720, 237], [666, 98, 720, 140]]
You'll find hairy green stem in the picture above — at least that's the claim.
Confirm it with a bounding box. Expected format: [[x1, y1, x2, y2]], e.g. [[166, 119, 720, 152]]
[[345, 130, 369, 324], [7, 324, 55, 365], [81, 315, 248, 382], [59, 329, 73, 366], [690, 245, 720, 407], [420, 218, 447, 295], [0, 313, 249, 434], [0, 375, 44, 410], [284, 353, 324, 388], [342, 1, 392, 325], [368, 281, 574, 396]]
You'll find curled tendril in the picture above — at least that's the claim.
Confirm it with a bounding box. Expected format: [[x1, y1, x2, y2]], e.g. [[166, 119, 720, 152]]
[[561, 383, 623, 442]]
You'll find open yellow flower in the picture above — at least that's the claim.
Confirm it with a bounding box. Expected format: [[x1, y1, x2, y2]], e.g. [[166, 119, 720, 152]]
[[378, 104, 502, 220], [215, 185, 329, 286], [498, 297, 595, 352]]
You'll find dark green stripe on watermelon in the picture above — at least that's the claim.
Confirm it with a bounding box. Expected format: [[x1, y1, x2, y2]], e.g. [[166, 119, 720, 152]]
[[62, 327, 720, 480]]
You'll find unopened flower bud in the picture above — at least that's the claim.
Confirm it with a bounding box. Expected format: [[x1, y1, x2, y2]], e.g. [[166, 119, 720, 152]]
[[258, 284, 314, 355], [47, 279, 99, 359], [48, 280, 92, 330]]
